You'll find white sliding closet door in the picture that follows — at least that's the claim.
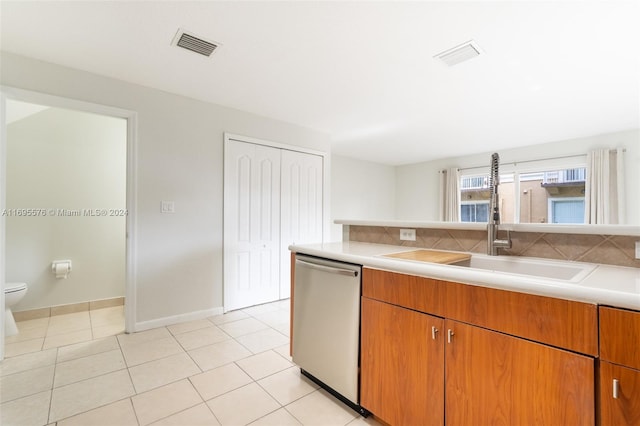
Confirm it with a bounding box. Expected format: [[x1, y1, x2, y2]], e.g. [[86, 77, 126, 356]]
[[224, 140, 281, 311], [280, 150, 323, 298]]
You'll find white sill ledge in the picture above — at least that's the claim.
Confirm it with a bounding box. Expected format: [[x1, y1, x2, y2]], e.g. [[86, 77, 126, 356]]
[[334, 219, 640, 236]]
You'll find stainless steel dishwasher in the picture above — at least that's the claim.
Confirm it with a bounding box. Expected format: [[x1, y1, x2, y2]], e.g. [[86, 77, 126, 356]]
[[292, 254, 366, 415]]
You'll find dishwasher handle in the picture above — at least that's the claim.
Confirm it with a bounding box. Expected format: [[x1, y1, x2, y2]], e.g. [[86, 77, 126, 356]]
[[296, 259, 359, 277]]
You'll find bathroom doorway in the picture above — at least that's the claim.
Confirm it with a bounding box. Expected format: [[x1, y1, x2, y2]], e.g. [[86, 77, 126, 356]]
[[0, 88, 137, 360]]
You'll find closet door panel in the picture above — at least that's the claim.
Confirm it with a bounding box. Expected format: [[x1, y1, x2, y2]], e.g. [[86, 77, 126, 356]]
[[224, 140, 281, 311], [280, 150, 323, 298]]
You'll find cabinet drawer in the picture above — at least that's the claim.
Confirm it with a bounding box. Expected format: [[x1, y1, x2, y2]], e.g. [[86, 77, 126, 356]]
[[362, 268, 444, 317], [444, 281, 598, 356], [600, 306, 640, 370]]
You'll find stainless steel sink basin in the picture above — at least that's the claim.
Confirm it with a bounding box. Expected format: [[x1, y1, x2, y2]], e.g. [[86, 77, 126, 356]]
[[453, 255, 596, 283]]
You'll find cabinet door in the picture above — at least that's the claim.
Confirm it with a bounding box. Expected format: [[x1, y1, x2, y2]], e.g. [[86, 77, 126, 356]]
[[361, 297, 444, 426], [599, 361, 640, 426], [445, 320, 594, 426]]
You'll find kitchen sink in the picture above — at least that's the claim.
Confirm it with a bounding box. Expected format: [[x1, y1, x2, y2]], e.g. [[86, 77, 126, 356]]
[[453, 255, 597, 283]]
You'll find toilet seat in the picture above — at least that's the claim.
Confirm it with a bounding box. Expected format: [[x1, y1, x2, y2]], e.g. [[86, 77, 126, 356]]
[[4, 282, 27, 293]]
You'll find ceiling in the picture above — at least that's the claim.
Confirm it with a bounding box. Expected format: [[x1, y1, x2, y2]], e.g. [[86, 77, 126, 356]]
[[1, 1, 638, 165]]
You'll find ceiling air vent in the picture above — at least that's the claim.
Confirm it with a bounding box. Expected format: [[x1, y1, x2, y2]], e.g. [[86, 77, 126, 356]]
[[434, 40, 482, 66], [172, 29, 220, 57]]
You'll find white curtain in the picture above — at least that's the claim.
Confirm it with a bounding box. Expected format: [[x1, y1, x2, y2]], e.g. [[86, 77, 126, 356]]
[[439, 167, 460, 222], [584, 148, 625, 224]]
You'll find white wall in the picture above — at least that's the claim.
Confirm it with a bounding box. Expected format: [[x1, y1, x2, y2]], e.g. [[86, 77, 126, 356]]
[[1, 52, 331, 326], [330, 155, 396, 241], [395, 129, 640, 225], [6, 107, 126, 311]]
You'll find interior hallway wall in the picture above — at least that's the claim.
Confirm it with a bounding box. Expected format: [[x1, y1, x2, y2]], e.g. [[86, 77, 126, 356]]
[[1, 52, 331, 327], [6, 106, 126, 311], [330, 155, 396, 241]]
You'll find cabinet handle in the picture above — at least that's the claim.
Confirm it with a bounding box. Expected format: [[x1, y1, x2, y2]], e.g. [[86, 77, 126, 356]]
[[613, 379, 620, 399], [431, 326, 439, 340], [447, 329, 454, 343]]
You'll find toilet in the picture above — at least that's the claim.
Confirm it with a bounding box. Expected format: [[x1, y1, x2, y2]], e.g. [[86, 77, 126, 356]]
[[4, 282, 28, 337]]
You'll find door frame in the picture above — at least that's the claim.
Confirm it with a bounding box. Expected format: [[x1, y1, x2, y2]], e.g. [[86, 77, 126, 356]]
[[223, 133, 329, 312], [0, 87, 138, 360]]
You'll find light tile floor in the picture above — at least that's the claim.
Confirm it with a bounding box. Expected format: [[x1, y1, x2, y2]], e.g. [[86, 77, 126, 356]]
[[4, 306, 127, 359], [1, 300, 380, 426]]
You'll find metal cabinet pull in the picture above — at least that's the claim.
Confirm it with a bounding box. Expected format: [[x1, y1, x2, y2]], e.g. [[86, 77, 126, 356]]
[[431, 326, 439, 340], [447, 329, 454, 343], [613, 379, 620, 399]]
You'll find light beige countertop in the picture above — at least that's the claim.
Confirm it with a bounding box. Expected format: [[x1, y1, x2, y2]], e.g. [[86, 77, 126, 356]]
[[289, 241, 640, 310]]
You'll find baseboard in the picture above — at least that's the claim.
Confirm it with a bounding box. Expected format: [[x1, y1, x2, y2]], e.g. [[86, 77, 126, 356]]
[[14, 297, 125, 322], [132, 307, 224, 333]]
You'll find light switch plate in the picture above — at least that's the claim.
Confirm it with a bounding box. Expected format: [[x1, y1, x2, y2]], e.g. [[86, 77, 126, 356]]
[[400, 228, 416, 241], [636, 241, 640, 259], [161, 201, 175, 214]]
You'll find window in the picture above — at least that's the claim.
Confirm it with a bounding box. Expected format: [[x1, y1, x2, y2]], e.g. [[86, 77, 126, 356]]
[[542, 168, 586, 185], [548, 198, 585, 224], [459, 173, 512, 223], [461, 201, 489, 222], [459, 174, 490, 222], [460, 175, 489, 190]]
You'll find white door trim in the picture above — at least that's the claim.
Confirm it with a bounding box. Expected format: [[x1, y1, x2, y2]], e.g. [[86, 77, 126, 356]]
[[0, 87, 138, 360], [225, 133, 327, 157]]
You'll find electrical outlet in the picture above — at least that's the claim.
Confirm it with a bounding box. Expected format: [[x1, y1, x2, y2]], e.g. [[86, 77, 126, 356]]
[[636, 241, 640, 259], [400, 228, 416, 241]]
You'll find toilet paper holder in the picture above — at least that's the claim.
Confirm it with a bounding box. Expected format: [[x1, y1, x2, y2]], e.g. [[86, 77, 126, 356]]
[[51, 260, 72, 279]]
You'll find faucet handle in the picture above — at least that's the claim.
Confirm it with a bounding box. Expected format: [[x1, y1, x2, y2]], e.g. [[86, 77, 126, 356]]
[[504, 230, 512, 249]]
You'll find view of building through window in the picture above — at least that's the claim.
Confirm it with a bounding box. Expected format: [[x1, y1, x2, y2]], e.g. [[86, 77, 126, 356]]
[[460, 167, 586, 224]]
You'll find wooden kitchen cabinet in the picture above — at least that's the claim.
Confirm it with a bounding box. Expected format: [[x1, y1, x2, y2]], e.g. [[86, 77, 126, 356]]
[[361, 297, 444, 426], [361, 268, 597, 426], [289, 251, 295, 356], [599, 306, 640, 425], [445, 319, 595, 426]]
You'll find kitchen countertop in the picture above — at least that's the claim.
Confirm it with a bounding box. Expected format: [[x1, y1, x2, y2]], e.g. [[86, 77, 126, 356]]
[[289, 241, 640, 310]]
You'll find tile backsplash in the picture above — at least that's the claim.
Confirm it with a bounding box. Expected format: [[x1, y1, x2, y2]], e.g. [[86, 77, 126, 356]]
[[349, 225, 640, 268]]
